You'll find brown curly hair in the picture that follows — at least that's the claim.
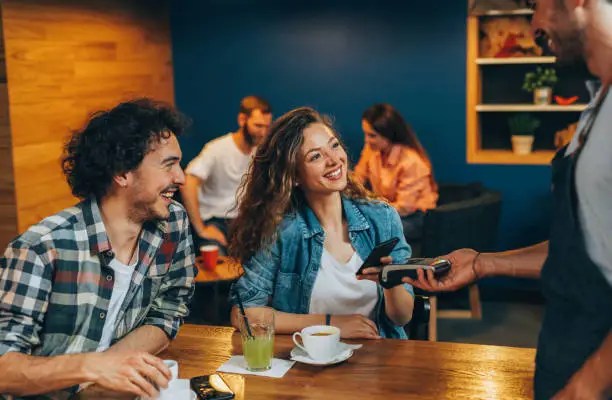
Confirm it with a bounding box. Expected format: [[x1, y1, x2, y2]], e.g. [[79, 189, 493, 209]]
[[228, 107, 378, 264]]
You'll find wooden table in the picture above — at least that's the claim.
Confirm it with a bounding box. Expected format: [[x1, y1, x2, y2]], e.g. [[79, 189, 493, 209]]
[[194, 256, 243, 283], [161, 324, 536, 400], [191, 257, 243, 325]]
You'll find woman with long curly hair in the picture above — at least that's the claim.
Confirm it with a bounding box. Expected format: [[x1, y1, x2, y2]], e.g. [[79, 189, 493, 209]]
[[229, 107, 414, 340]]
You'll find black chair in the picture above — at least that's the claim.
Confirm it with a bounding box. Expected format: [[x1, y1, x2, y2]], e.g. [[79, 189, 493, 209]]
[[186, 280, 235, 326], [418, 182, 502, 258], [410, 182, 502, 340], [407, 295, 431, 340]]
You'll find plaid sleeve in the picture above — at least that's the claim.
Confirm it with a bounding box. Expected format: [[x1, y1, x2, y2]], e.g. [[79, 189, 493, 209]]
[[143, 211, 197, 340], [0, 242, 53, 355]]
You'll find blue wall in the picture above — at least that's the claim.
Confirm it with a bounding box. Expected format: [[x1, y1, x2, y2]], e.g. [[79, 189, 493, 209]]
[[171, 0, 552, 252]]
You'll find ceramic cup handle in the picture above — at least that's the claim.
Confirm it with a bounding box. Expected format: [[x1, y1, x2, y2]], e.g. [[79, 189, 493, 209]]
[[292, 332, 308, 354]]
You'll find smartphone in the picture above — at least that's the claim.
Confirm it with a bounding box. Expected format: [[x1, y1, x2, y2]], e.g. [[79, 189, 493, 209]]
[[355, 237, 400, 276], [190, 374, 235, 400], [379, 258, 452, 289]]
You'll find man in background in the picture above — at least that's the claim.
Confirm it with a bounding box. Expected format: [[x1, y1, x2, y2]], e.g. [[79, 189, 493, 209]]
[[181, 96, 272, 255]]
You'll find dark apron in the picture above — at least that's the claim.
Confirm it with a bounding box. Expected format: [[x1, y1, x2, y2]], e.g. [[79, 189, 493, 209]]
[[535, 142, 612, 399]]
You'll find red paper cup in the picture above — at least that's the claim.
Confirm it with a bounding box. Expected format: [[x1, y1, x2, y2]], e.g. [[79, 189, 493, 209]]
[[200, 245, 219, 271]]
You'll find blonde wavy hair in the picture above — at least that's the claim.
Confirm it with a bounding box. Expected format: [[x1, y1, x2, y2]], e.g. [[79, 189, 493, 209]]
[[228, 107, 379, 264]]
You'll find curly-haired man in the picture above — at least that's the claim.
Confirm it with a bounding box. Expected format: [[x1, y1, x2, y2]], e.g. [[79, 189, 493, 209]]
[[0, 99, 197, 399]]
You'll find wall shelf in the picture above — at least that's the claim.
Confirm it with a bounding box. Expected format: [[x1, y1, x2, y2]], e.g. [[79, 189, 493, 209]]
[[466, 8, 585, 166], [469, 150, 555, 165], [476, 57, 556, 65], [473, 9, 534, 16], [476, 104, 588, 112]]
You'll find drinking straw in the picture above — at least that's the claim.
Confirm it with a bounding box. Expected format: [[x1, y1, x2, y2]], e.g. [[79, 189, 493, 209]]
[[232, 284, 253, 339]]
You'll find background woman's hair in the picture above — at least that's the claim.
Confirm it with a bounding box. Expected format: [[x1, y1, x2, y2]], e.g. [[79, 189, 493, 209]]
[[362, 103, 436, 190], [229, 107, 378, 263]]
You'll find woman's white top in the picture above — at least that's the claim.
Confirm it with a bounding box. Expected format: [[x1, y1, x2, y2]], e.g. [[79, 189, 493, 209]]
[[309, 248, 378, 319]]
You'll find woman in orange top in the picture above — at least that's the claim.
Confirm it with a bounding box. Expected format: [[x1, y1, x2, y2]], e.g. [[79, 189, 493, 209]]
[[354, 103, 438, 241]]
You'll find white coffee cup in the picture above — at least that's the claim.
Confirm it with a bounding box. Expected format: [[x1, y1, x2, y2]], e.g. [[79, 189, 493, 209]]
[[163, 359, 178, 381], [292, 325, 340, 361], [157, 360, 179, 400]]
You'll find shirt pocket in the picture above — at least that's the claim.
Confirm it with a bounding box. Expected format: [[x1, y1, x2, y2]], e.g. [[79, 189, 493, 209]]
[[150, 240, 178, 277], [272, 271, 301, 312]]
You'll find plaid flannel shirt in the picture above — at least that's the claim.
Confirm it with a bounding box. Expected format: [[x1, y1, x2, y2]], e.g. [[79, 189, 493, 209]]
[[0, 197, 197, 399]]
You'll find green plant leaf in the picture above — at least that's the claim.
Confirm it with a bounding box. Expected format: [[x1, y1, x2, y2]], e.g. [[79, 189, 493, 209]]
[[523, 67, 557, 92], [508, 113, 541, 135]]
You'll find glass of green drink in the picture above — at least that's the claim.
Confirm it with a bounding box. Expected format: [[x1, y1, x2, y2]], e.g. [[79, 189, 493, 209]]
[[238, 307, 275, 372]]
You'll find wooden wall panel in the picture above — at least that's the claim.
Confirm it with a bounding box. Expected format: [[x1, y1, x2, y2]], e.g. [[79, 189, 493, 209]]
[[0, 9, 19, 249], [1, 0, 174, 233]]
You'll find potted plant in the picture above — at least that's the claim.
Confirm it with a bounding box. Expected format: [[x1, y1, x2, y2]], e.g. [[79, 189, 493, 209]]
[[523, 67, 558, 105], [509, 113, 540, 155]]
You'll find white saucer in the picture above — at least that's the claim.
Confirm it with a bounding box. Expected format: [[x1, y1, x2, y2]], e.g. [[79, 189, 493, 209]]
[[139, 386, 196, 399], [290, 342, 361, 366]]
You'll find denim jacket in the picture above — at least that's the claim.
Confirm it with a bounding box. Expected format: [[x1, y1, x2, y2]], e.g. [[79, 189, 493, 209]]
[[230, 196, 414, 339]]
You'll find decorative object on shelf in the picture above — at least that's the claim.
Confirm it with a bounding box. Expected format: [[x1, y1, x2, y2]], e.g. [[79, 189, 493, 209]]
[[555, 95, 579, 106], [479, 17, 542, 58], [555, 122, 579, 149], [523, 67, 558, 105], [508, 113, 540, 155]]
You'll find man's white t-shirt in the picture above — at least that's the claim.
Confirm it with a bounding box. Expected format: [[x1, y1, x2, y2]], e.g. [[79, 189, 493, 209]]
[[185, 134, 253, 221], [96, 257, 137, 352], [565, 81, 612, 287]]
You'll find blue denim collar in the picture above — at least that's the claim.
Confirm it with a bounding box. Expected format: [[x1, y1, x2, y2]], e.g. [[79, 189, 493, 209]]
[[298, 195, 371, 239]]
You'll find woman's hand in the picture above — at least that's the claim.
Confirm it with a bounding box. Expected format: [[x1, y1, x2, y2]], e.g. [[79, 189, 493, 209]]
[[356, 256, 414, 327], [356, 256, 393, 284], [331, 315, 381, 339]]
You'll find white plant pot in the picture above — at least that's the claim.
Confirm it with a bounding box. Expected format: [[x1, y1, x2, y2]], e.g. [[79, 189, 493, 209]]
[[511, 135, 535, 155], [534, 87, 552, 105]]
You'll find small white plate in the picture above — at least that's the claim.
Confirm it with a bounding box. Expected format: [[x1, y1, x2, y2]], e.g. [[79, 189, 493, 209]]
[[290, 342, 360, 366], [139, 387, 196, 400]]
